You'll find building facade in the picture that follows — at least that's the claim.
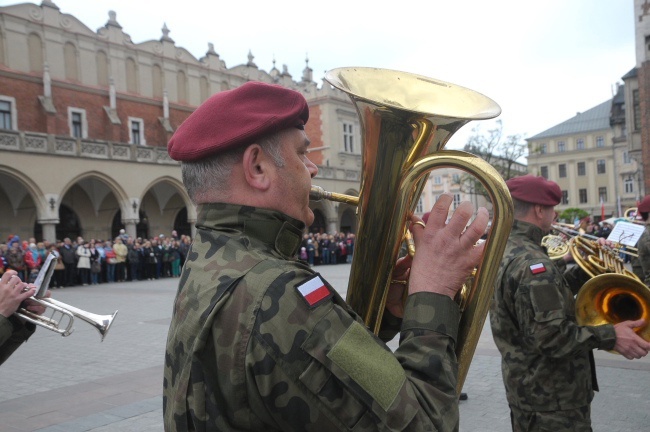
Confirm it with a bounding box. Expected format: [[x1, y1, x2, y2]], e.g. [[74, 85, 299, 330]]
[[0, 1, 362, 242], [526, 88, 640, 222]]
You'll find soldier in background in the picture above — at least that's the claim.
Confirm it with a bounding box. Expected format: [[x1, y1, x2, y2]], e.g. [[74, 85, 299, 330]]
[[163, 82, 487, 431], [490, 175, 650, 432], [631, 195, 650, 284]]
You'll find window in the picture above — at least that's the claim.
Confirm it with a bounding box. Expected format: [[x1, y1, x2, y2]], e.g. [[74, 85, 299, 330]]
[[416, 197, 424, 213], [68, 108, 87, 139], [540, 166, 548, 179], [452, 193, 461, 210], [597, 159, 606, 174], [596, 136, 604, 148], [633, 89, 641, 131], [343, 122, 355, 153], [558, 164, 567, 178], [577, 162, 586, 176], [623, 151, 631, 164], [579, 189, 588, 204], [0, 99, 12, 130], [576, 139, 585, 150], [452, 173, 460, 183], [598, 187, 607, 202], [0, 96, 17, 130], [539, 143, 547, 154], [625, 176, 634, 194], [434, 176, 442, 185], [128, 117, 146, 145], [557, 141, 566, 152], [561, 190, 569, 205]]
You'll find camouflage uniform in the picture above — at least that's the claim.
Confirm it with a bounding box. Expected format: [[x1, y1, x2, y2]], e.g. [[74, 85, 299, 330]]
[[490, 220, 617, 432], [0, 315, 35, 365], [164, 203, 461, 431], [632, 224, 650, 285]]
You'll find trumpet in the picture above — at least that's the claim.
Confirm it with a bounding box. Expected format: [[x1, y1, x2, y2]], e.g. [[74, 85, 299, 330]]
[[14, 252, 118, 341], [17, 298, 118, 341]]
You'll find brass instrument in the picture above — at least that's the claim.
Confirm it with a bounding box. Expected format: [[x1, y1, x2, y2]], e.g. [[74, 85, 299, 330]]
[[549, 228, 650, 346], [17, 298, 118, 341], [14, 252, 118, 341], [313, 67, 513, 392], [549, 224, 638, 261]]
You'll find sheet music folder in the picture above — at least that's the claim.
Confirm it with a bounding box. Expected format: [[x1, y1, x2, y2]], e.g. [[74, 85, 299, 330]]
[[33, 252, 57, 298], [607, 221, 645, 247]]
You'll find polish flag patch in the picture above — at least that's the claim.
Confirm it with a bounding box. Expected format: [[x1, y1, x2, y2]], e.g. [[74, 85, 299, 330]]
[[296, 275, 332, 308], [529, 263, 547, 275]]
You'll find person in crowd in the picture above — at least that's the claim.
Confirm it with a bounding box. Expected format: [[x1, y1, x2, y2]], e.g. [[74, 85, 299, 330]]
[[76, 240, 91, 286], [127, 242, 141, 281], [163, 82, 486, 431], [104, 240, 116, 283], [178, 235, 191, 267], [49, 243, 65, 289], [113, 237, 127, 282], [168, 240, 181, 278], [490, 174, 650, 431], [89, 240, 101, 285], [24, 242, 42, 283], [59, 237, 77, 287], [5, 242, 26, 282], [141, 240, 155, 281]]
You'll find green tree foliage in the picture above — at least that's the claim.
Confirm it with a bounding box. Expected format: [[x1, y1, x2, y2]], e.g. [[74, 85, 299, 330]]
[[559, 207, 588, 223], [455, 120, 527, 199]]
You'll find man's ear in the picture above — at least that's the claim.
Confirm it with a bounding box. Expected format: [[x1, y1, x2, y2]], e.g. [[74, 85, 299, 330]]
[[242, 144, 272, 191]]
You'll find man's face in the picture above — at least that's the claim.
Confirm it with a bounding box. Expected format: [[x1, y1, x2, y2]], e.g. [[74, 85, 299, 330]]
[[268, 128, 318, 226], [539, 205, 556, 233]]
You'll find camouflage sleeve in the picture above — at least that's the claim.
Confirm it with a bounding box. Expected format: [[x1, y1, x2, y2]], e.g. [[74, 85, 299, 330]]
[[246, 269, 460, 432], [637, 231, 650, 286], [0, 315, 35, 365], [512, 257, 616, 357]]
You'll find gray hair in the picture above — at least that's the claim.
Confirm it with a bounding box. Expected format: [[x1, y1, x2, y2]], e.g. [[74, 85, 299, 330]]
[[513, 198, 534, 218], [181, 132, 285, 203]]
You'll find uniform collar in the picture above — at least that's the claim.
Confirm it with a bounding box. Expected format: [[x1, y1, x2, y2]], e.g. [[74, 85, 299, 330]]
[[511, 219, 545, 244], [196, 203, 305, 259]]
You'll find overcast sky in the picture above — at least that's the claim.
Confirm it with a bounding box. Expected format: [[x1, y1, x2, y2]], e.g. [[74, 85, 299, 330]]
[[1, 0, 636, 150]]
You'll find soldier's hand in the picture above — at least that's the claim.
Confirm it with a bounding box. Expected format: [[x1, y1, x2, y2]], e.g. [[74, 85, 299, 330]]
[[613, 319, 650, 359], [0, 271, 36, 318], [385, 255, 411, 318], [408, 194, 488, 300]]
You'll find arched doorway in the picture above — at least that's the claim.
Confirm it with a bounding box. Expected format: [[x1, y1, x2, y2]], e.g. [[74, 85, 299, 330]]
[[173, 207, 191, 237], [340, 208, 357, 234], [56, 204, 82, 241], [310, 209, 326, 234], [111, 210, 149, 240]]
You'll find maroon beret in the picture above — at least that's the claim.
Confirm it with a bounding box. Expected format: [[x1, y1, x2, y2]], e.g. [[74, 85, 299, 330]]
[[638, 195, 650, 212], [506, 175, 561, 206], [168, 81, 309, 161]]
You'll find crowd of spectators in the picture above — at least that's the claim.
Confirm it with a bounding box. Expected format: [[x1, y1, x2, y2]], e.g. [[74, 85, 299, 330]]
[[0, 230, 192, 287], [0, 229, 356, 287], [299, 231, 355, 266]]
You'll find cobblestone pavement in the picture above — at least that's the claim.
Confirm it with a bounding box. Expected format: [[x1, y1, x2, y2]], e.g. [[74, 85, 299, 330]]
[[0, 264, 648, 431]]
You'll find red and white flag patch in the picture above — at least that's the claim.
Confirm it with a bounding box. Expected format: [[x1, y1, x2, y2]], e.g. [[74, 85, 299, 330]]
[[529, 263, 546, 275], [296, 275, 332, 308]]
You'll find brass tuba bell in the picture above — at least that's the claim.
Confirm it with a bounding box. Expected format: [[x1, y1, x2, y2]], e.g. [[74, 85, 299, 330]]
[[314, 67, 513, 392]]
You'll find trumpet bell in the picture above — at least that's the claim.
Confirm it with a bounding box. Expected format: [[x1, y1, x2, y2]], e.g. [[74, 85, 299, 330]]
[[576, 273, 650, 345]]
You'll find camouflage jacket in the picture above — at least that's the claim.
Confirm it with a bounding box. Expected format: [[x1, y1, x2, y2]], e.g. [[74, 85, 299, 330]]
[[489, 220, 617, 412], [0, 314, 35, 365], [164, 203, 461, 432], [632, 224, 650, 285]]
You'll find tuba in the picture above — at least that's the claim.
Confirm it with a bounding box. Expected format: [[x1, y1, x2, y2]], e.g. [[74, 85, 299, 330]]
[[312, 67, 513, 392]]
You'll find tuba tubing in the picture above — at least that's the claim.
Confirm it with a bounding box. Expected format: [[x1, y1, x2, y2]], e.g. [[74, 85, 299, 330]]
[[321, 67, 513, 393]]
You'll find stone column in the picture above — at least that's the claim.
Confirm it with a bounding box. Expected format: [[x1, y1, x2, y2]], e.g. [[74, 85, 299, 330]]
[[123, 220, 137, 239], [39, 221, 58, 243]]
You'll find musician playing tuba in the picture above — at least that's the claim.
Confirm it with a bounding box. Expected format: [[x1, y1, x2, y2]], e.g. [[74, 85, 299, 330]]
[[489, 175, 650, 432], [631, 195, 650, 284], [163, 82, 488, 431]]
